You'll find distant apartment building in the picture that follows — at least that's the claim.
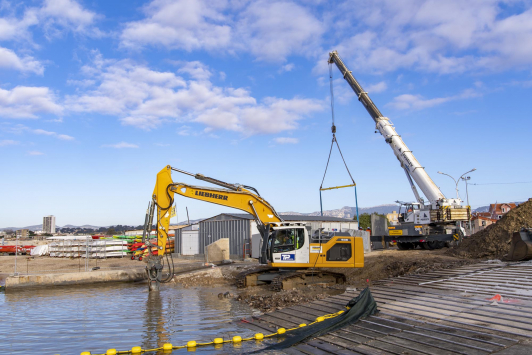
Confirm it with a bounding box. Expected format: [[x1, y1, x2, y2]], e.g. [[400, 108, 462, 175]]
[[16, 229, 29, 237], [386, 211, 399, 225], [43, 215, 56, 234], [489, 203, 517, 220]]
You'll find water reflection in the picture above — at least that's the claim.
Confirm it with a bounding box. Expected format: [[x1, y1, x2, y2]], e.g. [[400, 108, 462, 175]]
[[0, 283, 272, 354]]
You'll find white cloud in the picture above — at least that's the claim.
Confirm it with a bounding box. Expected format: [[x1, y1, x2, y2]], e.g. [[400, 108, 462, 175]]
[[0, 86, 63, 119], [219, 71, 226, 81], [102, 142, 139, 149], [0, 139, 19, 146], [121, 0, 231, 51], [177, 125, 191, 136], [33, 129, 55, 136], [41, 0, 98, 33], [387, 89, 481, 110], [1, 124, 74, 140], [274, 137, 299, 144], [57, 134, 75, 140], [28, 150, 44, 155], [235, 1, 324, 62], [388, 94, 452, 110], [322, 1, 532, 74], [0, 0, 100, 43], [279, 63, 295, 73], [120, 0, 323, 62], [67, 57, 323, 134], [176, 61, 212, 80], [0, 47, 44, 74], [366, 81, 387, 93]]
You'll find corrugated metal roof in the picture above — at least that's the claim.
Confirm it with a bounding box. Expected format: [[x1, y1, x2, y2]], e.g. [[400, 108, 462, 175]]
[[204, 213, 355, 223]]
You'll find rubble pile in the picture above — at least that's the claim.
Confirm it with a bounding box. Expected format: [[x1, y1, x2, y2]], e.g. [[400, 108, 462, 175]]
[[237, 289, 329, 313], [447, 198, 532, 259]]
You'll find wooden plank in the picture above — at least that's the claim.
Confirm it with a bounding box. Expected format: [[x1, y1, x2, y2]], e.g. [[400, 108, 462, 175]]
[[319, 335, 394, 355], [376, 333, 458, 355], [365, 317, 508, 350], [294, 343, 333, 355], [307, 339, 362, 355], [283, 348, 309, 355]]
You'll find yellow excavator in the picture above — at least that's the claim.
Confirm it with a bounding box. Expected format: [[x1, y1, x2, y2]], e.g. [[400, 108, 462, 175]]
[[144, 165, 364, 291]]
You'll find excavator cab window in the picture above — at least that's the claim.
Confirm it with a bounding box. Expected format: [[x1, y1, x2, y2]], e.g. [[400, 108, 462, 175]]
[[272, 228, 305, 253]]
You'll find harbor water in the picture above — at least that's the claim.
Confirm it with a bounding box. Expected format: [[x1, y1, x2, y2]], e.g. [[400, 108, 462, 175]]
[[0, 283, 272, 354]]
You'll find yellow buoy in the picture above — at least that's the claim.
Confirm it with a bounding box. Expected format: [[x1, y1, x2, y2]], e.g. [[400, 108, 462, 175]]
[[187, 340, 197, 348], [131, 346, 142, 353], [163, 343, 173, 350], [106, 349, 117, 355], [254, 333, 264, 340], [232, 336, 242, 343], [277, 328, 286, 334], [80, 352, 91, 355], [316, 316, 325, 322], [213, 338, 224, 344], [299, 323, 307, 327]]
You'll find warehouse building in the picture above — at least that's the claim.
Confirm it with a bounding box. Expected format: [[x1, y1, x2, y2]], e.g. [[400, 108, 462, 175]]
[[174, 213, 358, 259]]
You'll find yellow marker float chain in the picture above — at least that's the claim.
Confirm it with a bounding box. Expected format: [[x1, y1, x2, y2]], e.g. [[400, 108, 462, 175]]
[[80, 310, 346, 355]]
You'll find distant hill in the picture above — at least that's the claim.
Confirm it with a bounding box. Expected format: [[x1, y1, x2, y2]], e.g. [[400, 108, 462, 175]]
[[281, 204, 398, 219]]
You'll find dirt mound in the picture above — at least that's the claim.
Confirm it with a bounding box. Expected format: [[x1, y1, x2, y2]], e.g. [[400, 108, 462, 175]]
[[447, 198, 532, 259], [237, 288, 332, 313]]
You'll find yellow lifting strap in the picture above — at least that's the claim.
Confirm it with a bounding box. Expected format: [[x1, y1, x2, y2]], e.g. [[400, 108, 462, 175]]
[[320, 183, 356, 191]]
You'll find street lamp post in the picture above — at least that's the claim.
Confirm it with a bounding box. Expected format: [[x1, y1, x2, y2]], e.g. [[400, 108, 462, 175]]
[[462, 176, 472, 234], [437, 168, 476, 200]]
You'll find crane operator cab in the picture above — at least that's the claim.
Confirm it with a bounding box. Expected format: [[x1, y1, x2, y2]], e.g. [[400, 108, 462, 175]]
[[399, 203, 420, 223], [265, 224, 364, 268], [397, 202, 431, 225]]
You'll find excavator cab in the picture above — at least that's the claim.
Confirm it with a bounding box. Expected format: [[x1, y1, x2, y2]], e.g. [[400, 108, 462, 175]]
[[267, 226, 309, 265]]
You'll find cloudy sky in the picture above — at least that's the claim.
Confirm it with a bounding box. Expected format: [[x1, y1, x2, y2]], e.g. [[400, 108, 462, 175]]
[[1, 0, 532, 227]]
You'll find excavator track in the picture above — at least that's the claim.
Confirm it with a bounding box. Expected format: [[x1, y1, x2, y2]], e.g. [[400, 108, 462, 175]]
[[270, 270, 346, 292], [236, 267, 346, 291], [235, 266, 275, 288]]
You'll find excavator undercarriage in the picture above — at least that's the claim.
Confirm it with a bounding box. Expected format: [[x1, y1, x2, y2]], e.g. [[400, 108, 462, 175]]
[[235, 267, 346, 291]]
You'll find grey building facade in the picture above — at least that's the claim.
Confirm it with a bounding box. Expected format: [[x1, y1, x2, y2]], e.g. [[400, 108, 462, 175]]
[[192, 213, 358, 259]]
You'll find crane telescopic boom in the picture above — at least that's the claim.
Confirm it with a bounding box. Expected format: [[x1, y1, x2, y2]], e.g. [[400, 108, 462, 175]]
[[328, 51, 461, 208]]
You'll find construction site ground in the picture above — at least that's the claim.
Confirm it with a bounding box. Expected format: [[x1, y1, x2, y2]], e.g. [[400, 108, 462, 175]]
[[240, 260, 532, 354]]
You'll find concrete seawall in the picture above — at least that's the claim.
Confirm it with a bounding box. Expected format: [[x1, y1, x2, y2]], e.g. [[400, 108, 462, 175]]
[[5, 268, 147, 290], [3, 262, 218, 290]]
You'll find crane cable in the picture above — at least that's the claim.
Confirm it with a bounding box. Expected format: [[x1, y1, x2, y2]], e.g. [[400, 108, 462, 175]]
[[319, 63, 359, 224]]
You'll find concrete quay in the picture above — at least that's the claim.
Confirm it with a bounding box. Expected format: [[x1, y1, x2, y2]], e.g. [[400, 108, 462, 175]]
[[3, 261, 215, 290], [5, 268, 147, 290]]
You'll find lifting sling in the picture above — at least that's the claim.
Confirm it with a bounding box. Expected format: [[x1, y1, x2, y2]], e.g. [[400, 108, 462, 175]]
[[320, 63, 359, 224]]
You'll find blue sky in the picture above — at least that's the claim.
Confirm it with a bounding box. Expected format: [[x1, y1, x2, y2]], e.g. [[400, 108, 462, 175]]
[[1, 0, 532, 228]]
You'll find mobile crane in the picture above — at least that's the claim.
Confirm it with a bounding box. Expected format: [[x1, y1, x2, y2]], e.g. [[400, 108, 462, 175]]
[[144, 165, 364, 291], [328, 51, 470, 250]]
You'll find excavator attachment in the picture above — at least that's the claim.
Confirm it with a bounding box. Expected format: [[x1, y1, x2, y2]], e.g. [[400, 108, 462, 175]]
[[505, 228, 532, 261]]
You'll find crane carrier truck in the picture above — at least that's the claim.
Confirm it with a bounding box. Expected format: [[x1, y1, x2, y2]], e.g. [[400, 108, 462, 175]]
[[328, 51, 470, 250]]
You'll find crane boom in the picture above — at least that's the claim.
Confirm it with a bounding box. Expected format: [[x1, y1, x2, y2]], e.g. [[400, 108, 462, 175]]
[[328, 51, 457, 208]]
